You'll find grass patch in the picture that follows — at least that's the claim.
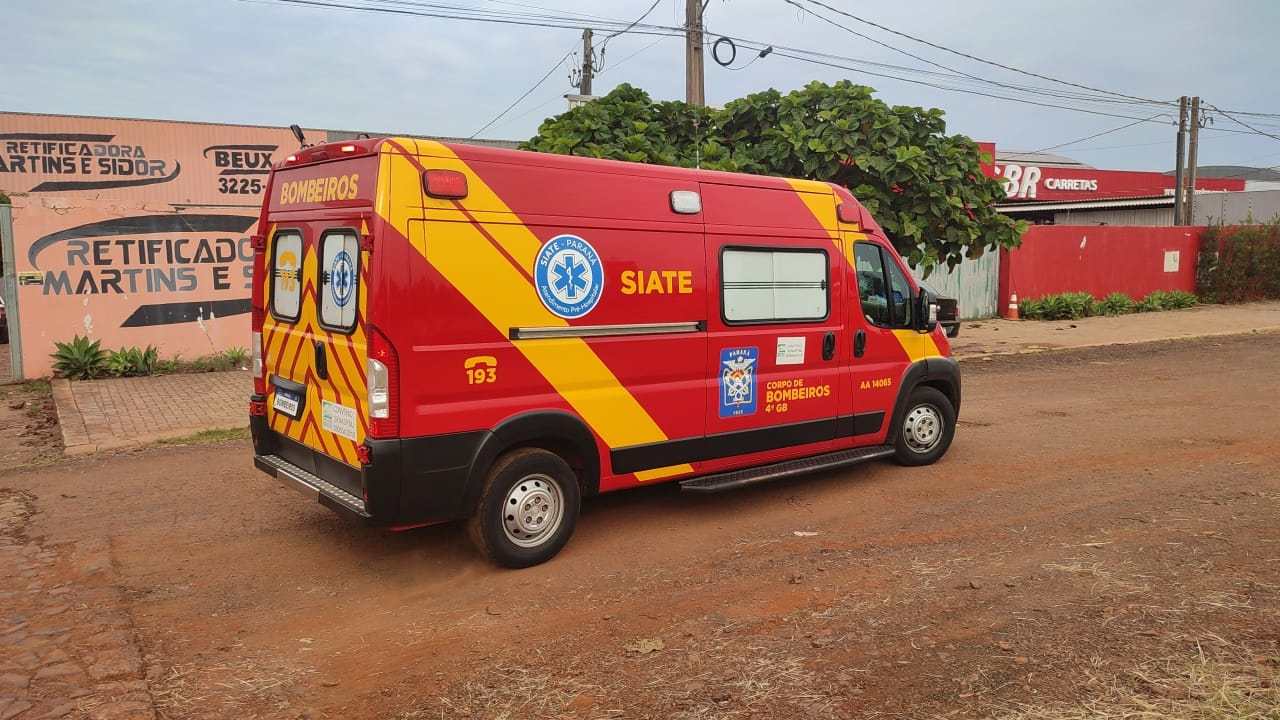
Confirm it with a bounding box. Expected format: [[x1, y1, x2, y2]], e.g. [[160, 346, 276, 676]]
[[155, 427, 250, 445]]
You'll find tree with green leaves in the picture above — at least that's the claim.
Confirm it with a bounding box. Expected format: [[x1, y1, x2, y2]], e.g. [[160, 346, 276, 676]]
[[522, 80, 1024, 275]]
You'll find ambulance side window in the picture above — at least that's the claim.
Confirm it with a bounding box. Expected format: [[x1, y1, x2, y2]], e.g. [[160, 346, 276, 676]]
[[318, 230, 361, 332], [270, 230, 303, 322], [884, 256, 914, 329], [854, 242, 912, 330], [721, 247, 829, 323]]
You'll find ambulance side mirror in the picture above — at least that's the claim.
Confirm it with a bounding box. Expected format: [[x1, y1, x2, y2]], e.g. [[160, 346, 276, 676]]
[[915, 287, 938, 334]]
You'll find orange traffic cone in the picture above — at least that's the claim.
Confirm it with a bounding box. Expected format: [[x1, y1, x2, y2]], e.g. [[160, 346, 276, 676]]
[[1007, 292, 1020, 320]]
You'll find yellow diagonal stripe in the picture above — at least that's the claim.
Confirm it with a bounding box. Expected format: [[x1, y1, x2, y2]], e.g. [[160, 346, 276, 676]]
[[785, 181, 945, 362], [386, 141, 692, 479]]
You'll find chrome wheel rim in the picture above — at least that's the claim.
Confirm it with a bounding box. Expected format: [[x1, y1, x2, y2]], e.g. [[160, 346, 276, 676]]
[[903, 403, 943, 454], [501, 474, 564, 548]]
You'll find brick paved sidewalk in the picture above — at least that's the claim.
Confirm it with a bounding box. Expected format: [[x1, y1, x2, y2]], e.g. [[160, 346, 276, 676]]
[[1, 490, 156, 720], [52, 371, 250, 455]]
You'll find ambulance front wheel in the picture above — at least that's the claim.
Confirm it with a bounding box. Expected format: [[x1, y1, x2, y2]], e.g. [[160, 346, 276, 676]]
[[893, 386, 955, 466], [469, 448, 581, 569]]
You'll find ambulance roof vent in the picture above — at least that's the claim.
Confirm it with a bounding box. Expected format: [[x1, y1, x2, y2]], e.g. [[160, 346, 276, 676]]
[[670, 190, 702, 215]]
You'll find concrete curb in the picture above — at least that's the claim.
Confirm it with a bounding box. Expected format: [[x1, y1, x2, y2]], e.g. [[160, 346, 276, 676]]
[[953, 326, 1280, 362]]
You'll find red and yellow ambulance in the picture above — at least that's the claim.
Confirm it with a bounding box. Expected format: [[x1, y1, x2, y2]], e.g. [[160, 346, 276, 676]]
[[249, 136, 960, 568]]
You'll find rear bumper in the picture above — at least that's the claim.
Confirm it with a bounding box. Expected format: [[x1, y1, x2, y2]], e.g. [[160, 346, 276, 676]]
[[255, 452, 371, 522], [250, 404, 490, 527]]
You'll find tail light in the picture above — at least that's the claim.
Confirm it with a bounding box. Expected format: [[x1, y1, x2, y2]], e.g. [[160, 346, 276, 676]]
[[367, 326, 399, 438], [251, 306, 266, 396]]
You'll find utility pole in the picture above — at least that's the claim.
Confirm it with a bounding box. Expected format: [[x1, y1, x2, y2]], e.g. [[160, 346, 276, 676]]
[[1173, 95, 1188, 226], [1186, 96, 1201, 226], [685, 0, 705, 105], [579, 29, 594, 97]]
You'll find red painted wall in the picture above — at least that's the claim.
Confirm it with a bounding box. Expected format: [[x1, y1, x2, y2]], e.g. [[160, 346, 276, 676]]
[[998, 226, 1203, 315]]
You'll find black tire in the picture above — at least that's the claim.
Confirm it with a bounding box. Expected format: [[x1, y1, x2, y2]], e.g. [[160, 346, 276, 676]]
[[893, 386, 956, 467], [946, 324, 960, 339], [468, 448, 581, 569]]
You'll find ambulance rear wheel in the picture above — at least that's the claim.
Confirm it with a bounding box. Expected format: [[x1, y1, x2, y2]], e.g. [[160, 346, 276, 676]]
[[893, 386, 955, 466], [469, 448, 581, 569]]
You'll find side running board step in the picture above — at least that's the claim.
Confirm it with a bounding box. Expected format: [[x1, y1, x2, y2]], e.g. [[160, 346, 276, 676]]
[[679, 446, 896, 494]]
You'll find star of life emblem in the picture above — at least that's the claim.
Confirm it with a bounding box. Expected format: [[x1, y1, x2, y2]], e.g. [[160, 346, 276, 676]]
[[534, 234, 603, 319]]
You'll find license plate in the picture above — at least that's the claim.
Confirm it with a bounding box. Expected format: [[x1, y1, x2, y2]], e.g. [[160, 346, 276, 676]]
[[273, 388, 301, 418]]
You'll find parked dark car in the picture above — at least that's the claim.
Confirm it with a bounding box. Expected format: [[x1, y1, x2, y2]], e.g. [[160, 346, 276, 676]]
[[915, 278, 960, 338]]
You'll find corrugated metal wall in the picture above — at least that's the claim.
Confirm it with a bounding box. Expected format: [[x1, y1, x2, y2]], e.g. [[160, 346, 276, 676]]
[[1050, 190, 1280, 226], [1053, 207, 1173, 226], [1193, 189, 1280, 225], [911, 249, 1000, 320]]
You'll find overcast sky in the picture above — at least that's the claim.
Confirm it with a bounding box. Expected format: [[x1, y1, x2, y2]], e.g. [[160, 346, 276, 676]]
[[3, 0, 1278, 173]]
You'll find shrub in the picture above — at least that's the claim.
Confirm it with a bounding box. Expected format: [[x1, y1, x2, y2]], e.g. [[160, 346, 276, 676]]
[[1092, 292, 1136, 316], [104, 345, 159, 377], [50, 342, 251, 380], [1062, 292, 1095, 319], [1019, 297, 1045, 320], [1135, 295, 1163, 312], [1165, 290, 1199, 309], [1197, 220, 1280, 302], [1044, 294, 1070, 319], [1022, 292, 1096, 320], [223, 347, 250, 368], [1137, 290, 1199, 312], [51, 335, 108, 380], [156, 355, 184, 375], [1020, 290, 1197, 320]]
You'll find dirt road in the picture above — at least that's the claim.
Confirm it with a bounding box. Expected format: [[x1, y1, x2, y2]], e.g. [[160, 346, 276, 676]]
[[3, 333, 1278, 719]]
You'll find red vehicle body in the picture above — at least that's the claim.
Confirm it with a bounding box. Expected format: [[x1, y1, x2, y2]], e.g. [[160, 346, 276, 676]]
[[249, 137, 960, 567]]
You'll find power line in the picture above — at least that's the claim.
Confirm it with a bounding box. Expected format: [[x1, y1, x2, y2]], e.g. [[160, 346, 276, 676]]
[[789, 0, 1168, 106], [600, 34, 671, 75], [1205, 103, 1280, 143], [698, 24, 1177, 116], [999, 113, 1169, 160], [721, 37, 1280, 138], [594, 0, 666, 76], [762, 47, 1174, 123], [249, 0, 1280, 132], [471, 45, 576, 138], [245, 0, 686, 35], [781, 0, 1165, 111], [605, 0, 663, 40]]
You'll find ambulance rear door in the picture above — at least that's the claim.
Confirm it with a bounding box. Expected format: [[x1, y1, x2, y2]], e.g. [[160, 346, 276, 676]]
[[260, 161, 375, 492]]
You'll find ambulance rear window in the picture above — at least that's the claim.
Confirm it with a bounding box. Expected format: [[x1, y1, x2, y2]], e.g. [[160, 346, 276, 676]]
[[318, 229, 361, 332], [270, 230, 303, 321]]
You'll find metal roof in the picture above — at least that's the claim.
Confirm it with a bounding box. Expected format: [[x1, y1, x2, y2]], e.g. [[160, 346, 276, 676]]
[[994, 150, 1094, 169], [996, 195, 1174, 213]]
